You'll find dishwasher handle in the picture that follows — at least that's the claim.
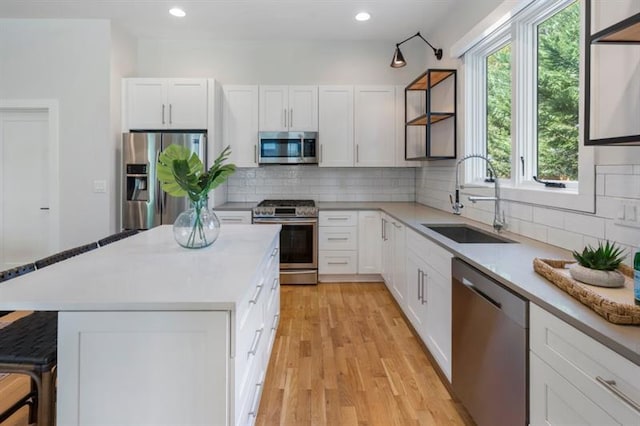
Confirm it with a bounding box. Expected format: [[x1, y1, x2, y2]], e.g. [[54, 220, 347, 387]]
[[462, 278, 501, 309]]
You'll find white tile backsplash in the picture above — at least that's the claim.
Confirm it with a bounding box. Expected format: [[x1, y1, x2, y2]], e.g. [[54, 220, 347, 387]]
[[227, 166, 416, 203], [416, 164, 640, 265]]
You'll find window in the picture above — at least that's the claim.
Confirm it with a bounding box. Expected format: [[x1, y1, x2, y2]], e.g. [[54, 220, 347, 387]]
[[463, 0, 594, 212]]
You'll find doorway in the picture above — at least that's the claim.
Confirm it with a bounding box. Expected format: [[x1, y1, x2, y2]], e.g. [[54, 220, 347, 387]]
[[0, 106, 58, 270]]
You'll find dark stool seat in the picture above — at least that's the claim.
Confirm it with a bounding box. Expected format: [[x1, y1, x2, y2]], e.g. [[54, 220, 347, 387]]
[[98, 229, 139, 247], [0, 311, 57, 426]]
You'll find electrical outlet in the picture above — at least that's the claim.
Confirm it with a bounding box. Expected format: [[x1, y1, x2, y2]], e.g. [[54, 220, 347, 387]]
[[93, 180, 107, 193]]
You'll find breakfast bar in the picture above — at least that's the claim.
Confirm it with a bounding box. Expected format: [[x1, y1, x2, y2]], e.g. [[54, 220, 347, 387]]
[[0, 225, 281, 426]]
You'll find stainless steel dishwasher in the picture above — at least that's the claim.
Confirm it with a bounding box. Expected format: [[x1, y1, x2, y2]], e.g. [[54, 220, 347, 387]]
[[452, 258, 528, 426]]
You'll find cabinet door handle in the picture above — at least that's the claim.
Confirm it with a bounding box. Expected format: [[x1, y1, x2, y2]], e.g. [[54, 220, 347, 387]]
[[248, 381, 263, 417], [421, 271, 428, 304], [271, 277, 279, 290], [249, 284, 264, 304], [328, 237, 349, 241], [417, 269, 422, 300], [320, 144, 323, 163], [328, 261, 349, 265], [381, 218, 386, 241], [328, 217, 349, 221], [169, 104, 172, 124], [271, 247, 279, 258], [596, 377, 640, 413], [356, 144, 360, 163], [248, 328, 264, 356], [254, 144, 258, 164], [283, 108, 287, 128], [162, 104, 166, 125], [271, 314, 280, 331], [290, 108, 293, 127]]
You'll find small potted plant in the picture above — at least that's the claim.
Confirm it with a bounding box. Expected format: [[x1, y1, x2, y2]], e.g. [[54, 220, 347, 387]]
[[570, 240, 626, 287], [157, 145, 236, 249]]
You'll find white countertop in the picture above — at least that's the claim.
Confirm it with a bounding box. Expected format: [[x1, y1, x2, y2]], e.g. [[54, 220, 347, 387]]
[[0, 225, 281, 311]]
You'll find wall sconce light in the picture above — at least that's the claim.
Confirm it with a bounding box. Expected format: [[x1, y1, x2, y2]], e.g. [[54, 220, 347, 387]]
[[390, 31, 442, 68]]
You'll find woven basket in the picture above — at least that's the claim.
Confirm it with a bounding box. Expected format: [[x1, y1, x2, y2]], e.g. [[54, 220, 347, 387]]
[[533, 258, 640, 325]]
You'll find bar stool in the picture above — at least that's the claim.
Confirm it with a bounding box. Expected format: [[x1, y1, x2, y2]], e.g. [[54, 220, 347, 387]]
[[98, 229, 139, 247], [0, 311, 57, 426]]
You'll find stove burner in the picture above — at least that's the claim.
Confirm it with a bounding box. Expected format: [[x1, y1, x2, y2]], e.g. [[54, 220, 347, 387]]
[[257, 199, 315, 207], [253, 199, 317, 218]]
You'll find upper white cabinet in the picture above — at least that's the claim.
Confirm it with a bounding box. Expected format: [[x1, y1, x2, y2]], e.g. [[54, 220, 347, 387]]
[[354, 86, 396, 167], [318, 86, 354, 167], [259, 86, 318, 131], [222, 85, 259, 168], [126, 79, 208, 130]]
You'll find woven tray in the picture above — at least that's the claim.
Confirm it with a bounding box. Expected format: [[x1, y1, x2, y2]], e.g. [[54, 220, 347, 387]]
[[533, 258, 640, 325]]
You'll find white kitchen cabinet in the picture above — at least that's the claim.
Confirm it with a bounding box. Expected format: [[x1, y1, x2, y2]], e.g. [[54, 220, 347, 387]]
[[259, 86, 318, 131], [214, 210, 252, 225], [354, 86, 396, 167], [318, 86, 354, 167], [395, 85, 418, 167], [381, 214, 407, 307], [222, 85, 259, 168], [529, 304, 640, 426], [126, 78, 208, 130], [404, 228, 453, 381], [357, 211, 382, 274]]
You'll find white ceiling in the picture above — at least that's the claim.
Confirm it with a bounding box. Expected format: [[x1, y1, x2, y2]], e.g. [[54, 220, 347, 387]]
[[0, 0, 460, 42]]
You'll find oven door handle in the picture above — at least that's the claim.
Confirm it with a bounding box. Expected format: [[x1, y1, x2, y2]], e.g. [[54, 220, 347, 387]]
[[253, 218, 317, 225]]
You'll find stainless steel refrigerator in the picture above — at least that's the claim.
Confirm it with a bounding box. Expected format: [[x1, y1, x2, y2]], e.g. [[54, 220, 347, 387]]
[[122, 131, 207, 230]]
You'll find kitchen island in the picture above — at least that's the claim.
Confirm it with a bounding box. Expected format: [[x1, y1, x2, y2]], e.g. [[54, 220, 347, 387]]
[[0, 224, 281, 426]]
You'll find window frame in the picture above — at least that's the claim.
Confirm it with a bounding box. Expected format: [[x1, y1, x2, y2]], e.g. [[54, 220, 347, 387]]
[[463, 0, 595, 213]]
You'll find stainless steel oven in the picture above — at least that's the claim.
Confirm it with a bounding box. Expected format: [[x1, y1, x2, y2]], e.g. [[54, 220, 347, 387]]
[[253, 200, 318, 284]]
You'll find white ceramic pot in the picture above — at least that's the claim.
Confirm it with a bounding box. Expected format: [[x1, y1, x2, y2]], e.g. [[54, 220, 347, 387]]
[[569, 264, 625, 288]]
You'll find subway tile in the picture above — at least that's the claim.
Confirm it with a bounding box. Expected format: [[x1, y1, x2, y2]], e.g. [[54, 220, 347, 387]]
[[595, 196, 621, 219], [596, 175, 605, 196], [605, 221, 640, 247], [532, 206, 565, 229], [596, 165, 634, 175], [547, 229, 585, 252], [605, 175, 640, 199], [563, 212, 605, 238]]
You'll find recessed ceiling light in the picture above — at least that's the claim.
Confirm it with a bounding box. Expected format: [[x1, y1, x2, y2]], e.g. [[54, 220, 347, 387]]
[[169, 7, 186, 17], [355, 12, 371, 22]]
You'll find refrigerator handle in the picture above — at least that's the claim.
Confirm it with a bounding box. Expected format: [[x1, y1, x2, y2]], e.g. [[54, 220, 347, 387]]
[[156, 150, 162, 214]]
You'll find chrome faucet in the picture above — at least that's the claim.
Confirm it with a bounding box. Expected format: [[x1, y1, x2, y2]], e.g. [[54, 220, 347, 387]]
[[452, 154, 506, 232]]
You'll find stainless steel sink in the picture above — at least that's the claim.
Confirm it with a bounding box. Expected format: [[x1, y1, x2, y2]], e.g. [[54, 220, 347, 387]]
[[422, 224, 516, 244]]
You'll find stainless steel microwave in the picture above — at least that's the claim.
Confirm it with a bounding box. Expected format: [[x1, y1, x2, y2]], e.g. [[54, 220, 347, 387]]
[[258, 131, 318, 165]]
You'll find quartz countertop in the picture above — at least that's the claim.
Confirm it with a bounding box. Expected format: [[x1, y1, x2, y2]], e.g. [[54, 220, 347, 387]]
[[0, 225, 281, 312]]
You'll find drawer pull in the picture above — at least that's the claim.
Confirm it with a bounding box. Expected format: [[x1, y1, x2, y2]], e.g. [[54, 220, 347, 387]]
[[328, 217, 349, 221], [596, 376, 640, 413], [248, 328, 264, 356], [248, 381, 263, 417], [271, 277, 279, 290], [221, 217, 243, 222], [327, 237, 349, 241], [271, 247, 279, 258], [249, 285, 264, 304], [328, 261, 349, 265], [271, 314, 279, 331]]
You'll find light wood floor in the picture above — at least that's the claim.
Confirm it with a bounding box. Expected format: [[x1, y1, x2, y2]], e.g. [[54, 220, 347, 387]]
[[256, 283, 474, 426]]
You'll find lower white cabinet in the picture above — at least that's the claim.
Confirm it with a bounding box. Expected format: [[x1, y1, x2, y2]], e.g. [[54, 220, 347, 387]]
[[402, 228, 453, 381], [529, 304, 640, 426], [318, 210, 381, 276], [215, 210, 252, 225], [381, 214, 406, 307]]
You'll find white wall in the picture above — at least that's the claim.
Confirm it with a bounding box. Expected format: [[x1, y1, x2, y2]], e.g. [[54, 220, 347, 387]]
[[415, 0, 640, 263], [110, 24, 137, 231], [137, 39, 427, 85], [0, 19, 112, 251]]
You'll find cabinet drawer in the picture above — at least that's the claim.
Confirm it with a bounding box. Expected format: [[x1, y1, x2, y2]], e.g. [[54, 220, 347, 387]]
[[530, 304, 640, 423], [319, 251, 358, 274], [406, 228, 452, 278], [319, 227, 357, 250], [215, 210, 252, 224], [319, 211, 358, 227]]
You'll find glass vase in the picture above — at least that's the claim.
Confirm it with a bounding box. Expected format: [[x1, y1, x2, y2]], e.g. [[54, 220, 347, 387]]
[[173, 199, 220, 249]]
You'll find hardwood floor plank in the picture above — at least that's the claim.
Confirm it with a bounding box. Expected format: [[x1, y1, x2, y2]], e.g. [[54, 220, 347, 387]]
[[257, 283, 474, 426]]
